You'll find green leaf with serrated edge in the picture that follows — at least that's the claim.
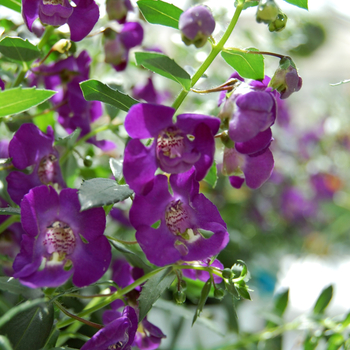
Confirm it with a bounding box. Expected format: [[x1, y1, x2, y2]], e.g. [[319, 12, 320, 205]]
[[283, 0, 308, 10], [0, 208, 20, 215], [0, 0, 21, 13], [0, 37, 40, 62], [137, 0, 183, 29], [135, 52, 191, 91], [0, 300, 53, 350], [80, 80, 139, 112], [0, 336, 13, 350], [221, 48, 264, 80], [109, 158, 123, 182], [138, 267, 176, 322], [313, 285, 333, 314], [203, 161, 217, 188], [225, 281, 240, 299], [78, 178, 134, 211], [192, 279, 212, 325], [155, 298, 224, 336], [55, 128, 81, 149], [0, 87, 56, 118], [274, 288, 289, 316]]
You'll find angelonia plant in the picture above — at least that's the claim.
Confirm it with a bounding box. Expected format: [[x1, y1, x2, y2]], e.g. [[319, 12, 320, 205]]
[[0, 0, 320, 348]]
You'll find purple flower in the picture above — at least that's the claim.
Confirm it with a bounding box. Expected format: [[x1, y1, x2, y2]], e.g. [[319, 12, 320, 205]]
[[22, 0, 99, 41], [129, 169, 229, 266], [13, 185, 111, 288], [106, 0, 133, 23], [124, 103, 220, 195], [6, 124, 66, 205], [81, 306, 138, 350], [179, 5, 215, 48], [310, 173, 342, 200], [182, 258, 224, 284], [104, 22, 143, 71], [132, 77, 170, 104], [0, 78, 5, 90]]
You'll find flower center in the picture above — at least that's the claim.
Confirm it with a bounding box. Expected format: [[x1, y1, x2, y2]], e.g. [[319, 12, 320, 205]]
[[157, 129, 185, 159], [43, 0, 64, 5], [165, 200, 191, 235], [38, 154, 57, 185], [43, 221, 75, 259]]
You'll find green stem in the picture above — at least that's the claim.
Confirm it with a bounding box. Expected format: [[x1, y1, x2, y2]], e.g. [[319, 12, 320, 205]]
[[171, 3, 244, 111], [56, 266, 167, 329], [38, 26, 55, 51], [0, 215, 21, 235], [12, 62, 28, 88], [173, 264, 223, 279]]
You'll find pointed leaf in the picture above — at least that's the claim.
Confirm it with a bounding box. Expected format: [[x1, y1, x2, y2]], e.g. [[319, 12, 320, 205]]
[[138, 267, 176, 321], [0, 208, 20, 216], [78, 178, 134, 211], [0, 87, 56, 118], [109, 158, 123, 182], [55, 128, 81, 149], [313, 285, 333, 314], [0, 37, 40, 62], [0, 336, 13, 350], [221, 48, 264, 80], [192, 279, 212, 325], [203, 161, 217, 188], [0, 0, 21, 13], [274, 288, 289, 316], [80, 80, 139, 112], [283, 0, 308, 10], [135, 52, 191, 91], [137, 0, 183, 29], [225, 281, 240, 300]]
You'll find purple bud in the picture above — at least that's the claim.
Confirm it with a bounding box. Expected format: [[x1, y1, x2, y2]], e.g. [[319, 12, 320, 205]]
[[179, 5, 215, 48]]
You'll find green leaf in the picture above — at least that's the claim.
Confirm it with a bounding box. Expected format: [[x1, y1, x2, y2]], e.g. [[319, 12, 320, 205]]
[[236, 284, 251, 300], [55, 128, 81, 149], [225, 281, 240, 300], [313, 285, 333, 314], [0, 300, 53, 350], [0, 87, 56, 118], [203, 161, 217, 188], [80, 80, 139, 112], [0, 335, 13, 350], [78, 178, 134, 211], [221, 47, 264, 80], [0, 37, 40, 62], [109, 158, 123, 182], [327, 334, 344, 350], [135, 52, 191, 91], [0, 208, 20, 216], [137, 0, 183, 29], [138, 267, 176, 322], [274, 288, 289, 316], [192, 279, 212, 325], [0, 277, 30, 296], [282, 0, 308, 10], [0, 0, 21, 13]]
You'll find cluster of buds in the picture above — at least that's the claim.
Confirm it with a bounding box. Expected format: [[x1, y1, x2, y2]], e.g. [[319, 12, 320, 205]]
[[256, 0, 288, 32]]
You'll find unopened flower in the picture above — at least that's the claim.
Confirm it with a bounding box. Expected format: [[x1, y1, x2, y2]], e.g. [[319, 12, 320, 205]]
[[106, 0, 133, 23], [6, 124, 66, 205], [129, 169, 229, 266], [22, 0, 99, 41], [179, 5, 215, 48], [13, 185, 111, 288], [256, 0, 279, 24], [124, 103, 220, 195]]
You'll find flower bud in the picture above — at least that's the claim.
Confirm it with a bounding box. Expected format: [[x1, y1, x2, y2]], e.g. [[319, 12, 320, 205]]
[[214, 288, 225, 300], [84, 156, 93, 167], [52, 39, 71, 54], [106, 0, 133, 23], [180, 280, 187, 291], [256, 0, 279, 24], [179, 5, 215, 48], [268, 11, 288, 32], [174, 291, 186, 304], [269, 57, 302, 99], [222, 268, 233, 279]]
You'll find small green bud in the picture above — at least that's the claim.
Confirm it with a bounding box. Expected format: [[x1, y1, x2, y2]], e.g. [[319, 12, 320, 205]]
[[256, 0, 279, 24], [222, 268, 233, 279], [84, 156, 93, 167], [174, 291, 186, 304], [180, 280, 187, 291], [231, 265, 243, 278], [220, 132, 235, 149], [214, 288, 225, 300], [268, 12, 288, 32]]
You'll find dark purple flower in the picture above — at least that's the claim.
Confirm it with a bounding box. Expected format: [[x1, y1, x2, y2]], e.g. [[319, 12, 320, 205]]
[[82, 306, 138, 350], [13, 185, 111, 288], [106, 0, 133, 23], [110, 207, 132, 228], [0, 78, 5, 90], [104, 22, 143, 71], [310, 173, 342, 200], [179, 5, 215, 48], [22, 0, 99, 41], [124, 103, 220, 195], [182, 258, 224, 284], [132, 77, 170, 104], [129, 169, 229, 266], [6, 124, 66, 205]]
